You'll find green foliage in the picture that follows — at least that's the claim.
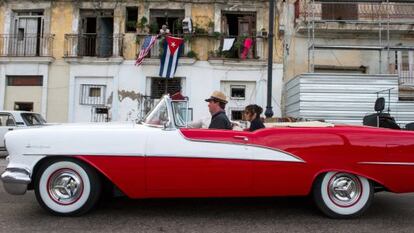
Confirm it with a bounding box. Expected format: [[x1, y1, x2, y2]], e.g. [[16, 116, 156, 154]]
[[212, 31, 222, 39], [138, 16, 148, 31], [148, 21, 159, 34], [193, 24, 207, 34], [183, 34, 192, 42], [187, 50, 198, 59], [126, 20, 137, 30], [207, 20, 214, 28]]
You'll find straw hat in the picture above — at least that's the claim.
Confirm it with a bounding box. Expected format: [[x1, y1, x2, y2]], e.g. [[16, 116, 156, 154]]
[[204, 90, 228, 104]]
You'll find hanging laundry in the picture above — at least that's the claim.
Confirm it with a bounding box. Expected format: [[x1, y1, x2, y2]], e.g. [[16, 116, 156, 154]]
[[222, 38, 235, 51], [241, 38, 253, 59]]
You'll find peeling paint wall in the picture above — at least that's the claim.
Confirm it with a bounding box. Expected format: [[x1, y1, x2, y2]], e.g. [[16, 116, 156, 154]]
[[0, 4, 4, 34], [50, 1, 74, 59]]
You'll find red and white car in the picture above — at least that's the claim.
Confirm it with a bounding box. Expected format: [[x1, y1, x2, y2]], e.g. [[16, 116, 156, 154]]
[[2, 95, 414, 218]]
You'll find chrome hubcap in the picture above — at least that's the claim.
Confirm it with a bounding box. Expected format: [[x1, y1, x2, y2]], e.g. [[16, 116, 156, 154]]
[[328, 173, 362, 207], [48, 169, 83, 205]]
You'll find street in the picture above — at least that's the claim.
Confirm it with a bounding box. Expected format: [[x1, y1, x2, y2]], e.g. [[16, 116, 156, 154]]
[[1, 158, 414, 233]]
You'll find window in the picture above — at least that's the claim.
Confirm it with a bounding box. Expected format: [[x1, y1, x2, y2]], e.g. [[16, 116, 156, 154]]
[[231, 110, 243, 121], [7, 76, 43, 86], [80, 84, 106, 105], [21, 113, 46, 126], [89, 87, 101, 97], [0, 114, 16, 126], [150, 77, 182, 99], [149, 9, 185, 34], [221, 12, 256, 37], [126, 7, 138, 32], [14, 102, 34, 111], [79, 10, 114, 57], [17, 28, 24, 41], [11, 10, 44, 56], [321, 3, 358, 20], [230, 85, 246, 99]]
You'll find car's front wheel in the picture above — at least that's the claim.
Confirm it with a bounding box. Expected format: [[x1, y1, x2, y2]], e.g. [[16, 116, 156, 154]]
[[34, 158, 101, 216], [313, 172, 374, 218]]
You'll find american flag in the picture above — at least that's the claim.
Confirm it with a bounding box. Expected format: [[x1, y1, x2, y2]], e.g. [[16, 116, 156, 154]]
[[135, 35, 158, 66]]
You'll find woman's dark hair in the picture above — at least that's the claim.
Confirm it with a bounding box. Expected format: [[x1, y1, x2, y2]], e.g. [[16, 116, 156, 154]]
[[244, 104, 263, 118]]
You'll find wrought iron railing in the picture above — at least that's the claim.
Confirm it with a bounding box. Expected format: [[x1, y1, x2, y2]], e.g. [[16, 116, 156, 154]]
[[399, 70, 414, 86], [296, 1, 414, 22], [209, 35, 267, 60], [136, 34, 267, 60], [0, 34, 54, 57], [64, 33, 124, 57]]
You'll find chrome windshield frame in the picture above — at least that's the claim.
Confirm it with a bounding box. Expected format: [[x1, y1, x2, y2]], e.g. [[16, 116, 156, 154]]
[[141, 95, 176, 130]]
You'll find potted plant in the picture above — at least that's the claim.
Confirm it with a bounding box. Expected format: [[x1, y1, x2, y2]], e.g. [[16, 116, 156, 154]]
[[148, 21, 159, 34], [207, 20, 214, 35], [186, 50, 198, 59], [138, 16, 148, 33]]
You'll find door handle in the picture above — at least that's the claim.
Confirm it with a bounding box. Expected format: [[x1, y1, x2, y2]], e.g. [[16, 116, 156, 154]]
[[233, 136, 249, 142], [8, 128, 13, 131]]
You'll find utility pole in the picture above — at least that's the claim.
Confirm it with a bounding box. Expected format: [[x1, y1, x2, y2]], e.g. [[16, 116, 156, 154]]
[[265, 0, 275, 118]]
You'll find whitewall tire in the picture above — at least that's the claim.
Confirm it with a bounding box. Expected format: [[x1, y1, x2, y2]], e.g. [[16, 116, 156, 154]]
[[313, 172, 374, 218], [34, 158, 101, 216]]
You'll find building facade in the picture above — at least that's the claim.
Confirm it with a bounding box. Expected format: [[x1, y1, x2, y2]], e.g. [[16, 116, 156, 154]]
[[281, 0, 414, 125], [0, 0, 283, 123]]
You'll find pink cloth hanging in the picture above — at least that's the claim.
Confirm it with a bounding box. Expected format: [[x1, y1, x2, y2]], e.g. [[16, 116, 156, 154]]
[[241, 38, 253, 59]]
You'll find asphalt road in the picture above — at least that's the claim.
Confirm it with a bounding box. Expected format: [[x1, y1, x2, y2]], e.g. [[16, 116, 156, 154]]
[[1, 158, 414, 233]]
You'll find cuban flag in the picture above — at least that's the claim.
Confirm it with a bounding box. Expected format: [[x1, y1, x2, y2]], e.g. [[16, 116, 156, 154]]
[[159, 36, 184, 78]]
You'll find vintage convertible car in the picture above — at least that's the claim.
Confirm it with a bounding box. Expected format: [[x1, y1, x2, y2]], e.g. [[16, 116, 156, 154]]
[[1, 95, 414, 218]]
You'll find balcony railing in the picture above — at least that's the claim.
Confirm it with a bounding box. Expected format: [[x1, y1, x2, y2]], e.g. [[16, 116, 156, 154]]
[[136, 34, 267, 61], [399, 70, 414, 86], [296, 1, 414, 22], [0, 34, 54, 57], [64, 33, 124, 58], [209, 36, 267, 60], [136, 35, 190, 58]]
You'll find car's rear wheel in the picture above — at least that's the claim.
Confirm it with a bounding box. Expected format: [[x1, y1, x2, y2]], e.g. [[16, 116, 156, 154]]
[[34, 158, 101, 216], [313, 172, 373, 218]]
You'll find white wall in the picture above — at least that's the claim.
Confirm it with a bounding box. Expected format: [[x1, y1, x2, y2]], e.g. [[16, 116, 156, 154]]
[[67, 60, 283, 123], [0, 63, 49, 117]]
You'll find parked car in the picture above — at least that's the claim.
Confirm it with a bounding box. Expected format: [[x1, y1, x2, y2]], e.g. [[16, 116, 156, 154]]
[[1, 96, 414, 218], [0, 111, 47, 156]]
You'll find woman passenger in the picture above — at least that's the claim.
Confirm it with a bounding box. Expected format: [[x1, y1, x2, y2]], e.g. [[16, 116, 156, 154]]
[[244, 104, 265, 132]]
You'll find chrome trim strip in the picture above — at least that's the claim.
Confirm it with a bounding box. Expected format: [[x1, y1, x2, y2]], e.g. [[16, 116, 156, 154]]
[[178, 131, 306, 163], [358, 162, 414, 166]]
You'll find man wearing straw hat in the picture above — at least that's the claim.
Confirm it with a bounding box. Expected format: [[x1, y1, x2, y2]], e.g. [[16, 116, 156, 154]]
[[204, 91, 232, 130]]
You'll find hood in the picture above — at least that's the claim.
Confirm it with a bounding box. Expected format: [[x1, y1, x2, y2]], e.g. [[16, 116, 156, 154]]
[[4, 122, 156, 156]]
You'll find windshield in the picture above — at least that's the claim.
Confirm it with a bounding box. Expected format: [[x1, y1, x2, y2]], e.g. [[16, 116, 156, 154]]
[[143, 99, 170, 127], [172, 101, 190, 128], [21, 113, 46, 126]]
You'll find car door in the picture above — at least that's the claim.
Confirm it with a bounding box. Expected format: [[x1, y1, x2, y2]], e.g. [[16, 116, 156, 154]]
[[0, 113, 17, 151], [145, 128, 253, 198]]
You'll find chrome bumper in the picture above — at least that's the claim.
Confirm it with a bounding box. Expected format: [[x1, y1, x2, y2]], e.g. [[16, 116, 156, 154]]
[[1, 168, 31, 195]]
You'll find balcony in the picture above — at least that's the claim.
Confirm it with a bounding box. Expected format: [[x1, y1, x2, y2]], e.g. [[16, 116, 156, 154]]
[[64, 33, 124, 58], [136, 34, 267, 63], [0, 34, 54, 57], [295, 1, 414, 32], [207, 36, 267, 61], [296, 1, 414, 22]]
